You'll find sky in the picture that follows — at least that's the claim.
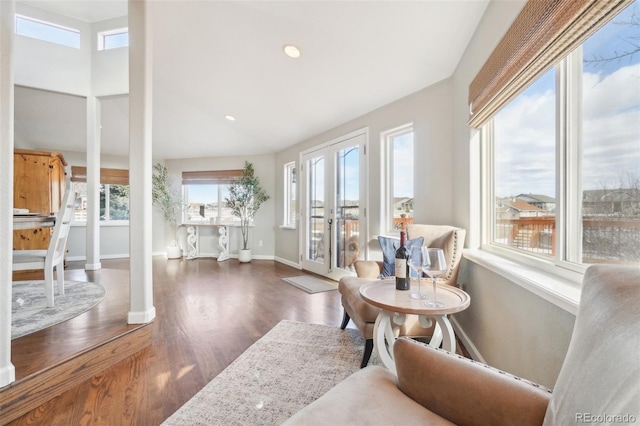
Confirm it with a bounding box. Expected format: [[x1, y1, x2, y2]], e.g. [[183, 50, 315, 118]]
[[393, 133, 414, 198], [494, 2, 640, 198]]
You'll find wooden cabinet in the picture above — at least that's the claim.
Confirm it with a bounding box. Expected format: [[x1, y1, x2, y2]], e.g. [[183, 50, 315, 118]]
[[13, 149, 67, 250]]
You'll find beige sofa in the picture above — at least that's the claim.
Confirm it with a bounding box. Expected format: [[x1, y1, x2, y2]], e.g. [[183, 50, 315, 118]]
[[285, 264, 640, 425]]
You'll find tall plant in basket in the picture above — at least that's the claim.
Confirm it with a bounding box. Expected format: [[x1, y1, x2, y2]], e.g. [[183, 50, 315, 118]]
[[225, 161, 270, 262]]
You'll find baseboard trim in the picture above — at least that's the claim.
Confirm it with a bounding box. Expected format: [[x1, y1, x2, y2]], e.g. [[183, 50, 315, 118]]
[[274, 256, 301, 269], [127, 307, 156, 324], [0, 363, 16, 389]]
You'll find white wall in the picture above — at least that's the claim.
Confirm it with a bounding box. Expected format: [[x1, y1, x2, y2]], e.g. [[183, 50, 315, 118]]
[[91, 17, 129, 96], [275, 79, 456, 266], [14, 4, 91, 96]]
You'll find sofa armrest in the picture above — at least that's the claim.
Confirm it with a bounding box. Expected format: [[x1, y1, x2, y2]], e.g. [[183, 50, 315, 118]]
[[354, 260, 382, 279], [394, 338, 551, 426]]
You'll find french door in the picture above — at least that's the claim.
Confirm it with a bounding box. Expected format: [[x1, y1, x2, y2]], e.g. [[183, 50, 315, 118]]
[[300, 130, 367, 280]]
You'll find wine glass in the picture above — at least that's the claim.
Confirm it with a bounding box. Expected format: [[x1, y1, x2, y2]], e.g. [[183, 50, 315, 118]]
[[408, 245, 427, 299], [423, 247, 446, 308]]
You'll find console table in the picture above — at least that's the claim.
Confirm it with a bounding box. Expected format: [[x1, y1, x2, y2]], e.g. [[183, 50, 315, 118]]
[[183, 223, 230, 261]]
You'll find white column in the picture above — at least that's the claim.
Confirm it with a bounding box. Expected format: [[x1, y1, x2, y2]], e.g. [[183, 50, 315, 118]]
[[0, 0, 16, 388], [85, 95, 102, 270], [128, 0, 155, 324]]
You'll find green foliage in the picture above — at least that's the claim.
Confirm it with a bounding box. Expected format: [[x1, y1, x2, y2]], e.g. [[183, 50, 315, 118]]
[[152, 163, 183, 243], [224, 161, 270, 250], [109, 184, 130, 220]]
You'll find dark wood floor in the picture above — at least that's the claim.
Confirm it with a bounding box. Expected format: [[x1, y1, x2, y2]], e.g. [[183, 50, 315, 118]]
[[6, 257, 346, 425]]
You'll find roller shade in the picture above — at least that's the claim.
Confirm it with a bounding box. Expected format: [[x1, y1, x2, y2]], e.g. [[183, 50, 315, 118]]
[[182, 170, 242, 185], [468, 0, 633, 128], [71, 166, 129, 185]]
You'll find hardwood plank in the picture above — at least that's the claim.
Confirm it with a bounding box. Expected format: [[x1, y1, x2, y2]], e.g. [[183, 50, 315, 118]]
[[4, 257, 346, 425]]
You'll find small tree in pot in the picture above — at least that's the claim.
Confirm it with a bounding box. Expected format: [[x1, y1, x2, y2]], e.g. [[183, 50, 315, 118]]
[[152, 163, 183, 258], [225, 161, 270, 262]]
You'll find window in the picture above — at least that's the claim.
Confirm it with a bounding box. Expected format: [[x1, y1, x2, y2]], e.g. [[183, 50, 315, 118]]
[[485, 1, 640, 267], [15, 15, 80, 48], [98, 28, 129, 50], [492, 68, 556, 256], [182, 170, 242, 223], [283, 162, 297, 227], [71, 167, 130, 224], [72, 183, 130, 223], [382, 124, 414, 233]]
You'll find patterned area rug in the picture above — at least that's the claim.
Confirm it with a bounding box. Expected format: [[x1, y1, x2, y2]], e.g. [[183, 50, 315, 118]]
[[163, 320, 380, 425], [282, 275, 338, 293], [11, 280, 106, 339]]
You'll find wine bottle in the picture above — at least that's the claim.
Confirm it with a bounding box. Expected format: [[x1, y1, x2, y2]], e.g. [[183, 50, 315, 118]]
[[395, 231, 410, 290]]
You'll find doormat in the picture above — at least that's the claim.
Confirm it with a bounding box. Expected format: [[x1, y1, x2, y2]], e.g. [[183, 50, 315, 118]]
[[282, 275, 337, 294]]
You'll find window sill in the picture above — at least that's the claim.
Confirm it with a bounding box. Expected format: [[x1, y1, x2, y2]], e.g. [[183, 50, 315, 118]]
[[71, 222, 129, 227], [462, 249, 581, 315], [279, 225, 296, 230]]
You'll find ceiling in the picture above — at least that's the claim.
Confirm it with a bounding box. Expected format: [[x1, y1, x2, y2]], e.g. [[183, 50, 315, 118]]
[[15, 1, 490, 160]]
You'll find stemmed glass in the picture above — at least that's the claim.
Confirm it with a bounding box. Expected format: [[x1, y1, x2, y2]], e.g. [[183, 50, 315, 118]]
[[408, 245, 427, 299], [423, 247, 447, 308]]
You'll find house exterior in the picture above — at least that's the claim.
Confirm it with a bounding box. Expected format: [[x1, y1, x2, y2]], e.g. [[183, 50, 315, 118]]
[[515, 193, 556, 213], [496, 198, 547, 219]]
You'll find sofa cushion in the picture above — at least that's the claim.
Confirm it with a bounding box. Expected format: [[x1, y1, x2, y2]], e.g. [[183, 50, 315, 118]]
[[377, 235, 424, 277], [283, 366, 454, 425]]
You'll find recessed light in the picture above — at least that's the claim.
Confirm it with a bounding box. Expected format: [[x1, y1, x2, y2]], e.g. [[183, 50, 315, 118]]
[[225, 115, 236, 121], [283, 44, 301, 58]]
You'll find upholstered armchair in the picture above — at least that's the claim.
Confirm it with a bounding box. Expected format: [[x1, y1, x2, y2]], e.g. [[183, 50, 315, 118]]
[[339, 225, 466, 367]]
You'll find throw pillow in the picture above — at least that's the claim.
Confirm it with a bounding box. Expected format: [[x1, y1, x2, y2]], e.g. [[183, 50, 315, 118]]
[[377, 235, 425, 278]]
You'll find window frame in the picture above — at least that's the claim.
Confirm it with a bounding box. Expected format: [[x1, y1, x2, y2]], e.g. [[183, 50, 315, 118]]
[[182, 184, 236, 224], [71, 181, 130, 226], [482, 43, 638, 280], [97, 27, 129, 51], [15, 14, 80, 49], [181, 170, 242, 224], [282, 161, 297, 229], [381, 123, 414, 235]]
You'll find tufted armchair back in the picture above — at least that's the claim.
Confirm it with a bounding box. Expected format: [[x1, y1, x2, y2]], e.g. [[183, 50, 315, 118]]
[[406, 224, 466, 287]]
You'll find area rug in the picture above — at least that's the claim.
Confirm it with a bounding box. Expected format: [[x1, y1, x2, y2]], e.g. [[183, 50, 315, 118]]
[[162, 320, 380, 425], [11, 280, 106, 339], [282, 275, 337, 293]]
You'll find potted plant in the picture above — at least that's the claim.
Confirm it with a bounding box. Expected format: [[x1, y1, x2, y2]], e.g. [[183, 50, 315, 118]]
[[152, 162, 183, 259], [225, 161, 270, 262]]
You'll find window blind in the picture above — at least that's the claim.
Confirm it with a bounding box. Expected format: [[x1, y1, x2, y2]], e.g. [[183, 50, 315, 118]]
[[71, 166, 129, 185], [181, 170, 242, 185], [468, 0, 633, 128]]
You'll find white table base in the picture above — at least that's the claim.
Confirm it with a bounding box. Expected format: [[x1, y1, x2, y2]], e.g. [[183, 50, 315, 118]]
[[373, 311, 456, 374], [185, 224, 230, 261]]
